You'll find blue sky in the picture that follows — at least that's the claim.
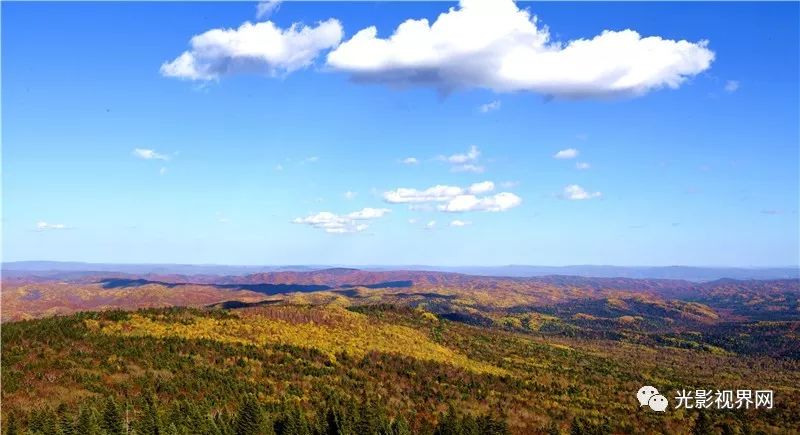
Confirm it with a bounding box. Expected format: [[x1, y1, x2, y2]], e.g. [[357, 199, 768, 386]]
[[2, 1, 798, 266]]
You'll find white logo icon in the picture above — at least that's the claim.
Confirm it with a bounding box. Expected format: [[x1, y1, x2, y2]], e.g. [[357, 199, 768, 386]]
[[637, 386, 668, 411]]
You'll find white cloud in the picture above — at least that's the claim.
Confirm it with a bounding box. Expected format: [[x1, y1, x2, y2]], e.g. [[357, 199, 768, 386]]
[[438, 192, 522, 212], [576, 162, 591, 170], [384, 181, 493, 203], [36, 221, 69, 231], [161, 19, 343, 80], [293, 207, 389, 234], [133, 148, 169, 160], [275, 164, 284, 171], [425, 220, 437, 229], [479, 100, 501, 113], [384, 184, 466, 203], [553, 148, 578, 159], [446, 145, 480, 164], [256, 0, 281, 20], [500, 180, 519, 188], [346, 207, 390, 219], [450, 219, 471, 227], [560, 184, 601, 200], [305, 156, 320, 163], [468, 181, 494, 194], [344, 191, 357, 200], [384, 181, 520, 213], [326, 0, 714, 98], [452, 163, 485, 173], [401, 157, 419, 165], [408, 218, 418, 224], [440, 145, 485, 172], [724, 80, 740, 93], [159, 167, 168, 175]]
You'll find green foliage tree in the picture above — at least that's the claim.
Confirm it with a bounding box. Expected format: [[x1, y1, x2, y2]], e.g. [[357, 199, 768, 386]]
[[235, 395, 273, 435], [138, 393, 161, 435], [75, 406, 102, 435], [102, 396, 125, 435], [4, 413, 19, 435]]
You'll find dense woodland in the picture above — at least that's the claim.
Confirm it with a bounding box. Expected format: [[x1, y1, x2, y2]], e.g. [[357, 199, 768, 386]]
[[3, 304, 799, 434]]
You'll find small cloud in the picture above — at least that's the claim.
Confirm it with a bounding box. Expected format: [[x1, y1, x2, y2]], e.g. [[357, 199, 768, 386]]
[[35, 221, 69, 231], [450, 219, 470, 227], [159, 167, 168, 175], [275, 164, 284, 171], [305, 156, 320, 163], [293, 207, 390, 234], [500, 181, 519, 188], [553, 148, 579, 159], [446, 145, 480, 164], [560, 184, 601, 200], [479, 100, 501, 113], [133, 148, 169, 160], [576, 162, 591, 170], [452, 163, 485, 173], [425, 220, 437, 229], [724, 80, 740, 93], [255, 0, 281, 19], [344, 191, 357, 200], [401, 157, 419, 165], [408, 218, 418, 224], [761, 209, 784, 215]]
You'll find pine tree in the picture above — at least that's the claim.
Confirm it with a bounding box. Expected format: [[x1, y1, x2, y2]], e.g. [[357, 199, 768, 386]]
[[235, 395, 272, 435], [4, 413, 19, 435], [102, 396, 125, 435], [139, 393, 161, 435], [391, 415, 411, 435], [433, 405, 461, 435], [693, 412, 713, 435], [76, 406, 103, 435], [56, 403, 74, 435]]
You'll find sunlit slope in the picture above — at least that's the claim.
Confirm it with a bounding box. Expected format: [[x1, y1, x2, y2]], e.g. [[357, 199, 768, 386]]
[[89, 306, 504, 375]]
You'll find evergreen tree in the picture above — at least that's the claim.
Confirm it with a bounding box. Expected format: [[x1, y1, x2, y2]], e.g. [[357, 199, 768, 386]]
[[138, 393, 161, 435], [275, 402, 309, 435], [5, 413, 19, 435], [391, 415, 411, 435], [235, 395, 272, 435], [56, 403, 74, 435], [75, 406, 102, 435], [324, 407, 343, 435], [693, 412, 713, 435], [102, 396, 125, 435], [433, 405, 461, 435]]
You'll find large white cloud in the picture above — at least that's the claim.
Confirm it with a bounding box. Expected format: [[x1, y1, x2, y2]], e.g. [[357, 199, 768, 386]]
[[161, 19, 343, 80], [384, 181, 520, 213], [293, 207, 389, 234], [326, 0, 714, 98]]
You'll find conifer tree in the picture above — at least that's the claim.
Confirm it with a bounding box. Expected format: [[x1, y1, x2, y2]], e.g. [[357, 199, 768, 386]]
[[4, 413, 19, 435], [75, 406, 103, 435], [235, 395, 272, 435], [56, 403, 74, 435], [138, 393, 161, 435], [102, 396, 125, 435]]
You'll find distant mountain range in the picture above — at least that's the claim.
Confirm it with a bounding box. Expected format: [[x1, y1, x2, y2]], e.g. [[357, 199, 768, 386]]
[[3, 261, 798, 282]]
